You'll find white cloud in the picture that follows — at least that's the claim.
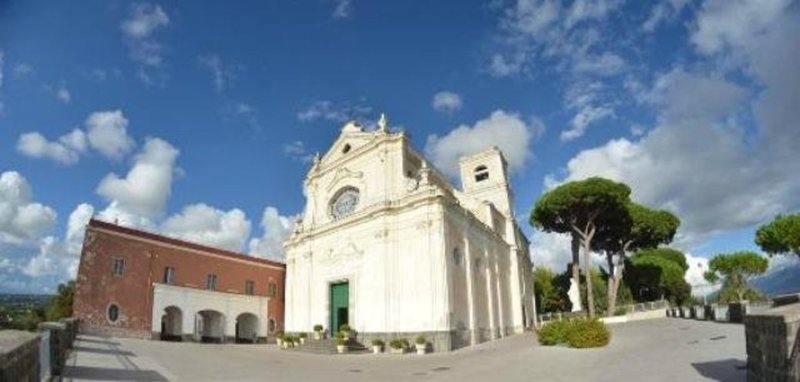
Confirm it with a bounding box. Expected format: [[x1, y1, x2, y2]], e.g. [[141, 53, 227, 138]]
[[530, 231, 572, 272], [297, 100, 372, 124], [332, 0, 353, 19], [12, 63, 33, 78], [17, 110, 134, 165], [560, 105, 613, 142], [283, 141, 314, 163], [0, 171, 57, 246], [548, 66, 799, 247], [121, 3, 170, 83], [573, 52, 625, 76], [17, 129, 87, 165], [425, 110, 543, 178], [97, 138, 179, 220], [161, 204, 252, 252], [85, 110, 135, 160], [691, 0, 791, 55], [432, 91, 463, 114], [248, 207, 295, 261], [199, 54, 238, 93], [65, 203, 94, 256], [121, 3, 169, 39]]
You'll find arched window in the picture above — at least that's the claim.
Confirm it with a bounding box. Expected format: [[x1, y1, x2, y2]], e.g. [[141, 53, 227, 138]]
[[474, 165, 489, 182], [108, 304, 120, 322], [452, 247, 462, 266]]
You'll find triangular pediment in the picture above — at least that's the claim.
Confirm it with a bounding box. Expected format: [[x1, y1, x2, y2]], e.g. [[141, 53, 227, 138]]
[[317, 123, 377, 167]]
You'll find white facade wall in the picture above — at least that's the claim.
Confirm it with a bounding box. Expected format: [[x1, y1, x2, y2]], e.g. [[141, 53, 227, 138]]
[[284, 122, 535, 350], [151, 283, 270, 341]]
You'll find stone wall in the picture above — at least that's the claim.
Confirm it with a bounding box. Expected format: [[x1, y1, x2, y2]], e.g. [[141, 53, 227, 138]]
[[744, 303, 799, 382], [0, 330, 39, 382]]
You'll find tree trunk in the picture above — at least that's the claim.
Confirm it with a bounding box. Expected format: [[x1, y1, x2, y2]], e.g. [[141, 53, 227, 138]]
[[582, 238, 596, 318], [606, 254, 616, 317], [571, 235, 583, 311]]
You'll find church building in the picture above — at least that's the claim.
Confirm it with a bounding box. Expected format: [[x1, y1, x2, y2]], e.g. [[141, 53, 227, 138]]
[[284, 116, 536, 352]]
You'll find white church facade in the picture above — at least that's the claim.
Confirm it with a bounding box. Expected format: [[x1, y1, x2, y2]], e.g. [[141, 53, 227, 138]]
[[284, 116, 536, 351]]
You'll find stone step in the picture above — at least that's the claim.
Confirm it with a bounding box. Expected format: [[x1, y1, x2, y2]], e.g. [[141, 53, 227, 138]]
[[283, 338, 368, 354]]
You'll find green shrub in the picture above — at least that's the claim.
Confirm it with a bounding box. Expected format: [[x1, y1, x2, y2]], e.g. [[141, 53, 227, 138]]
[[565, 319, 611, 348], [537, 319, 611, 348], [299, 333, 307, 338], [339, 324, 351, 332], [336, 337, 348, 346], [415, 335, 426, 345], [537, 320, 569, 346], [390, 338, 407, 349], [313, 324, 323, 332], [371, 339, 384, 346]]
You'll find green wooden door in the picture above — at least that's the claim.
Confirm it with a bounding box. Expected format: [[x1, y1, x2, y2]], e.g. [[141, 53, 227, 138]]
[[330, 282, 349, 333]]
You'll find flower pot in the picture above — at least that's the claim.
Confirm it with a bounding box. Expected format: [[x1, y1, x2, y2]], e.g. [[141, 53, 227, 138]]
[[276, 339, 283, 347], [337, 345, 347, 354], [372, 345, 382, 354], [314, 332, 322, 340], [282, 341, 289, 349], [390, 347, 405, 354], [415, 344, 426, 354], [300, 338, 306, 345]]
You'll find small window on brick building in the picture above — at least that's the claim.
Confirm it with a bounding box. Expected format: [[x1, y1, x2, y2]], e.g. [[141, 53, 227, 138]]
[[206, 274, 218, 290], [267, 282, 277, 297], [163, 267, 175, 285], [245, 280, 255, 295], [112, 258, 125, 276], [108, 304, 120, 322]]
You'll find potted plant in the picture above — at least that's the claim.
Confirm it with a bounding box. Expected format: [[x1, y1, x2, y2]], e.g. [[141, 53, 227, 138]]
[[339, 324, 351, 339], [313, 324, 324, 340], [276, 332, 284, 347], [371, 339, 384, 354], [281, 336, 291, 349], [336, 334, 348, 354], [389, 338, 407, 354], [415, 335, 427, 354], [299, 332, 307, 345]]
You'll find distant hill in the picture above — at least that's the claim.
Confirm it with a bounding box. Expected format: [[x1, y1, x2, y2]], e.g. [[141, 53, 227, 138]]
[[751, 259, 800, 296]]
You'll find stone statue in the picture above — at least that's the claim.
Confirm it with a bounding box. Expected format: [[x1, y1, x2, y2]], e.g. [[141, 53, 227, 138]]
[[567, 263, 582, 312]]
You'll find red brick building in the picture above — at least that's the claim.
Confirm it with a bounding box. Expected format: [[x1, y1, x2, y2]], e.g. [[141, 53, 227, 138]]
[[73, 219, 285, 343]]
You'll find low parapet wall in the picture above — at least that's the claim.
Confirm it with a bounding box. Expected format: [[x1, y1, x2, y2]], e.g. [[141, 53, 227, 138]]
[[0, 330, 40, 382], [744, 303, 799, 382]]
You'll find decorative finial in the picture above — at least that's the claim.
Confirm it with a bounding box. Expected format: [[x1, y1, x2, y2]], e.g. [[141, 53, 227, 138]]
[[378, 113, 389, 133]]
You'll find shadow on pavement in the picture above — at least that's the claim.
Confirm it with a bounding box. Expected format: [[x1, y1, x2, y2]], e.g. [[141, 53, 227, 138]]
[[63, 366, 168, 381], [72, 345, 136, 357], [691, 358, 747, 382]]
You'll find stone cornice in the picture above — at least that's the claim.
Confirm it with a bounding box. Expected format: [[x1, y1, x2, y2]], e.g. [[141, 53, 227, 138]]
[[285, 186, 447, 250]]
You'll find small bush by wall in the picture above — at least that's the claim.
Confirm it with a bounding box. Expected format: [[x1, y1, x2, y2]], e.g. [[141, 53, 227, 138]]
[[537, 319, 611, 349]]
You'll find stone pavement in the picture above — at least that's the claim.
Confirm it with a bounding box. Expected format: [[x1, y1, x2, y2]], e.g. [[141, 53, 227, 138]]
[[62, 318, 747, 381]]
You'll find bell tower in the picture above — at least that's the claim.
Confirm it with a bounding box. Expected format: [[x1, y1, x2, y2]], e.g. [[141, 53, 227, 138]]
[[458, 146, 514, 217]]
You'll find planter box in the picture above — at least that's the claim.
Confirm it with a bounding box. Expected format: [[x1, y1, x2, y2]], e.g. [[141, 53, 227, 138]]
[[390, 347, 405, 354], [336, 345, 347, 354], [693, 306, 705, 320], [372, 345, 382, 354]]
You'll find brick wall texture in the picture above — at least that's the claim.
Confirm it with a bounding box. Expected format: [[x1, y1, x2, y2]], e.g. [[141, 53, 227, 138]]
[[73, 219, 286, 339]]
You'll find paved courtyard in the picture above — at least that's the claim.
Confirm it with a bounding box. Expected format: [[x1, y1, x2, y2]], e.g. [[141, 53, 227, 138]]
[[62, 318, 747, 382]]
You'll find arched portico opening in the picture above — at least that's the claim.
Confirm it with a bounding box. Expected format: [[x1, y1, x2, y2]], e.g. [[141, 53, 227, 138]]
[[235, 313, 259, 343], [160, 306, 183, 341], [196, 310, 225, 343]]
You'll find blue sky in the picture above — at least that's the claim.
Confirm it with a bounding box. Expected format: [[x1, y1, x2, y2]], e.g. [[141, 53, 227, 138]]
[[1, 0, 798, 293]]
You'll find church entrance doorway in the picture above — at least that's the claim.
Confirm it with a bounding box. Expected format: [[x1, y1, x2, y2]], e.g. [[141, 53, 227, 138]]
[[330, 281, 349, 333]]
